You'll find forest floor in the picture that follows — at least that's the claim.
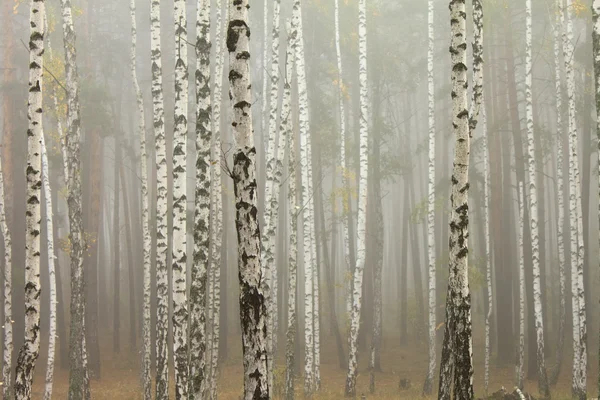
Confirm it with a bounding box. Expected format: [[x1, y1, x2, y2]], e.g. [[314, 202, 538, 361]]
[[28, 335, 598, 399]]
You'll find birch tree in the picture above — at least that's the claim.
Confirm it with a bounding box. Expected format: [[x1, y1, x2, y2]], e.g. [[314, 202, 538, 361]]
[[552, 0, 567, 384], [150, 0, 169, 396], [438, 0, 483, 397], [227, 0, 269, 397], [525, 0, 550, 396], [0, 132, 12, 400], [345, 0, 369, 396], [593, 0, 600, 394], [283, 19, 298, 400], [172, 0, 190, 397], [564, 1, 587, 397], [14, 2, 45, 397], [190, 0, 211, 395], [517, 183, 526, 391], [483, 103, 492, 395], [128, 0, 151, 396], [423, 0, 436, 395], [40, 133, 58, 400]]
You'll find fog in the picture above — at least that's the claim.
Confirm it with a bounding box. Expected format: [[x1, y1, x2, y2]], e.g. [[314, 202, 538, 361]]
[[0, 0, 599, 399]]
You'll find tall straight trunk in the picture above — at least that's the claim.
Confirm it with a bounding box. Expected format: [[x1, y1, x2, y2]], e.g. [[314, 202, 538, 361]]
[[592, 0, 600, 395], [345, 0, 369, 396], [41, 134, 58, 400], [227, 1, 269, 397], [517, 183, 526, 390], [61, 0, 91, 396], [189, 0, 211, 395], [120, 161, 137, 351], [438, 0, 481, 397], [423, 0, 437, 395], [552, 0, 566, 384], [399, 187, 409, 347], [333, 0, 352, 327], [483, 103, 492, 395], [564, 1, 587, 397], [262, 0, 282, 388], [408, 175, 425, 332], [129, 0, 151, 396], [14, 2, 45, 397], [524, 1, 550, 396], [291, 0, 316, 394], [0, 125, 12, 400], [172, 0, 189, 397], [113, 146, 122, 353], [151, 0, 169, 397], [283, 24, 298, 400]]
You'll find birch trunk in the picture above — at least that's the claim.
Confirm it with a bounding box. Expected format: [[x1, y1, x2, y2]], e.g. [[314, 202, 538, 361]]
[[151, 0, 169, 397], [129, 0, 151, 395], [438, 0, 477, 398], [525, 1, 550, 396], [517, 183, 526, 390], [564, 1, 587, 397], [592, 0, 600, 394], [113, 146, 121, 354], [283, 21, 298, 400], [41, 133, 57, 400], [483, 102, 492, 396], [190, 0, 211, 395], [14, 2, 45, 397], [173, 0, 189, 397], [0, 130, 12, 400], [552, 0, 566, 384], [345, 0, 369, 396], [423, 0, 436, 394], [262, 0, 282, 388], [227, 1, 269, 397], [291, 0, 316, 394], [61, 0, 91, 396]]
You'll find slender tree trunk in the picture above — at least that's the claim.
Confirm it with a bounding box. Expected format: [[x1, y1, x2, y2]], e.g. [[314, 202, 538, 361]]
[[345, 0, 369, 396], [14, 2, 45, 397], [517, 183, 526, 390], [129, 0, 151, 396], [399, 186, 409, 347], [172, 0, 189, 397], [552, 0, 566, 384], [151, 0, 169, 397], [525, 1, 550, 396], [0, 89, 13, 400], [113, 146, 122, 354], [483, 102, 492, 396], [423, 0, 437, 394], [189, 0, 211, 395], [564, 1, 587, 397], [227, 1, 269, 397], [592, 0, 600, 395], [283, 24, 298, 400], [41, 134, 58, 400]]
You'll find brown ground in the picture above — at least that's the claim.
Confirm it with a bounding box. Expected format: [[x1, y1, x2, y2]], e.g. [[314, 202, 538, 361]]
[[27, 335, 597, 399]]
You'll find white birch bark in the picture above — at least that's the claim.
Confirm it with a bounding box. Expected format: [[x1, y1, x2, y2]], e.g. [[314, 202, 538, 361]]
[[151, 0, 169, 397], [261, 0, 282, 389], [438, 1, 475, 398], [334, 0, 352, 322], [423, 0, 436, 395], [517, 183, 525, 391], [227, 1, 269, 397], [0, 133, 12, 400], [291, 1, 315, 395], [483, 102, 492, 396], [345, 0, 368, 396], [128, 1, 151, 397], [41, 134, 57, 400], [61, 0, 90, 397], [592, 0, 600, 394], [172, 0, 189, 397], [525, 0, 550, 396], [552, 0, 567, 384], [564, 1, 587, 396], [190, 0, 211, 395], [283, 21, 297, 400], [14, 3, 45, 397]]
